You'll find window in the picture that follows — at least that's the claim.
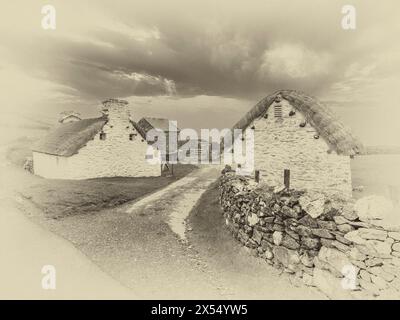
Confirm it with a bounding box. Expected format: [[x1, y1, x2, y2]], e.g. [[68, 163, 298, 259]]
[[274, 104, 282, 118], [100, 133, 106, 140], [129, 133, 137, 140]]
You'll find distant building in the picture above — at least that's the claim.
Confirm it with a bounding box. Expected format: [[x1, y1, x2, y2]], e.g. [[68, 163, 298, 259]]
[[233, 90, 364, 196], [58, 111, 81, 123], [178, 139, 213, 164], [136, 119, 216, 165], [136, 117, 181, 163], [32, 99, 162, 179], [137, 117, 180, 139]]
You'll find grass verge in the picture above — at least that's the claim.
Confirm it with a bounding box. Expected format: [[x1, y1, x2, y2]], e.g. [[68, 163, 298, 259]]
[[7, 137, 197, 218]]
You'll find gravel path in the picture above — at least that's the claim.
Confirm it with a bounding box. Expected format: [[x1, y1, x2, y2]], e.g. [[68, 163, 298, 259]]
[[19, 166, 225, 299], [5, 154, 324, 299], [0, 145, 135, 299], [187, 182, 326, 299], [126, 165, 222, 240]]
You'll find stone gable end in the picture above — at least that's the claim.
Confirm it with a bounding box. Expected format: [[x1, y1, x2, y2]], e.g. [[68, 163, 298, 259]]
[[247, 98, 351, 196]]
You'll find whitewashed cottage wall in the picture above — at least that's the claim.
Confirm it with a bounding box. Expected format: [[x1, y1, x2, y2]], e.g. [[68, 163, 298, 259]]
[[33, 104, 161, 179], [248, 98, 352, 196]]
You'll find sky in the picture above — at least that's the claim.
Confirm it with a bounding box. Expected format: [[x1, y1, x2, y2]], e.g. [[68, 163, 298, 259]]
[[1, 0, 400, 145]]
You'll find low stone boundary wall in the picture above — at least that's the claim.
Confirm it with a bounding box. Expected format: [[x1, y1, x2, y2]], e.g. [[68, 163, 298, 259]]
[[219, 171, 400, 299]]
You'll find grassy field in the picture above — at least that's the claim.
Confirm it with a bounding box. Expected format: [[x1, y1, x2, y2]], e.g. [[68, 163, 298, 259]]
[[6, 137, 197, 219], [20, 166, 196, 219], [5, 136, 37, 167], [7, 135, 400, 219], [351, 154, 400, 202]]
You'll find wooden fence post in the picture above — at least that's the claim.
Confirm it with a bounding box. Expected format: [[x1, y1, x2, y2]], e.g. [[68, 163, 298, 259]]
[[284, 169, 290, 189], [255, 170, 260, 183]]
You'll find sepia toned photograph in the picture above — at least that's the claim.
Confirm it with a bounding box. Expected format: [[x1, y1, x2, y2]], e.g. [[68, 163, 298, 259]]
[[1, 0, 400, 308]]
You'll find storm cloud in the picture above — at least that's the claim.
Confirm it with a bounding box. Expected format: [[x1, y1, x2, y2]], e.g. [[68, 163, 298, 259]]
[[2, 0, 398, 100], [1, 0, 400, 144]]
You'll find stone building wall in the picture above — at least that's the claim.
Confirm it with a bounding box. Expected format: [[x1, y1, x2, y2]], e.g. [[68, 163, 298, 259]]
[[245, 98, 352, 196], [219, 171, 400, 299], [33, 103, 161, 179]]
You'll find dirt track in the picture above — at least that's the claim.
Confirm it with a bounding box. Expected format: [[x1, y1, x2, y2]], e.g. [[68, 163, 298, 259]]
[[0, 145, 134, 299], [2, 139, 324, 299], [16, 164, 324, 299]]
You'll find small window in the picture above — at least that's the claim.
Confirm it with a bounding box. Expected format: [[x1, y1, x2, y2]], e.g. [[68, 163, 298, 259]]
[[129, 133, 137, 140], [274, 105, 282, 118], [100, 133, 106, 140]]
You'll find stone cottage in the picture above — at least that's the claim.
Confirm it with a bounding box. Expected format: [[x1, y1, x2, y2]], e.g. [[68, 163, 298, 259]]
[[233, 90, 364, 196], [137, 117, 180, 140], [136, 117, 181, 162], [32, 99, 161, 179]]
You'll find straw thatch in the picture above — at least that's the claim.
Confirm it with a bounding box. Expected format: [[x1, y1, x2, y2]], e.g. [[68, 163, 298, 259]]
[[130, 120, 148, 141], [232, 90, 364, 156], [33, 117, 107, 157], [135, 117, 183, 152], [137, 117, 179, 135], [33, 114, 172, 157]]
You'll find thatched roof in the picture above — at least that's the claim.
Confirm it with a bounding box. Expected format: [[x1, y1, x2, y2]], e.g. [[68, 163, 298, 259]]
[[137, 117, 179, 135], [130, 120, 148, 141], [132, 119, 185, 151], [33, 117, 107, 156], [33, 114, 174, 157], [232, 90, 364, 156]]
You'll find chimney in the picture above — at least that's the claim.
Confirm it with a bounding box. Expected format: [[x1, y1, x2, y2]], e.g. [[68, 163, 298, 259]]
[[58, 111, 81, 123], [101, 99, 130, 124]]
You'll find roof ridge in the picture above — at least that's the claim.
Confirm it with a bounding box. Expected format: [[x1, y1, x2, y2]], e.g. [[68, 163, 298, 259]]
[[33, 116, 107, 156], [232, 90, 364, 156]]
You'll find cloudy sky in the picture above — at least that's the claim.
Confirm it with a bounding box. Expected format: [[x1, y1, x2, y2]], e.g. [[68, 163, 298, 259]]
[[1, 0, 400, 145]]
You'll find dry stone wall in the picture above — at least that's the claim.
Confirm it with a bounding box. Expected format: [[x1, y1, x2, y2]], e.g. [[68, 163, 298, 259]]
[[219, 171, 400, 299]]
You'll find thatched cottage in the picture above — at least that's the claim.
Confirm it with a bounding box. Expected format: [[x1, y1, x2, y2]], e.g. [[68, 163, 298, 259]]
[[233, 90, 364, 196], [135, 117, 181, 163], [135, 118, 211, 164], [137, 117, 180, 140], [32, 99, 162, 179]]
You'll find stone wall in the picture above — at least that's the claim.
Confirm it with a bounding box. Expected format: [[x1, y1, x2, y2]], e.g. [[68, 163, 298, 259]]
[[246, 97, 352, 197], [33, 102, 161, 179], [219, 171, 400, 299]]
